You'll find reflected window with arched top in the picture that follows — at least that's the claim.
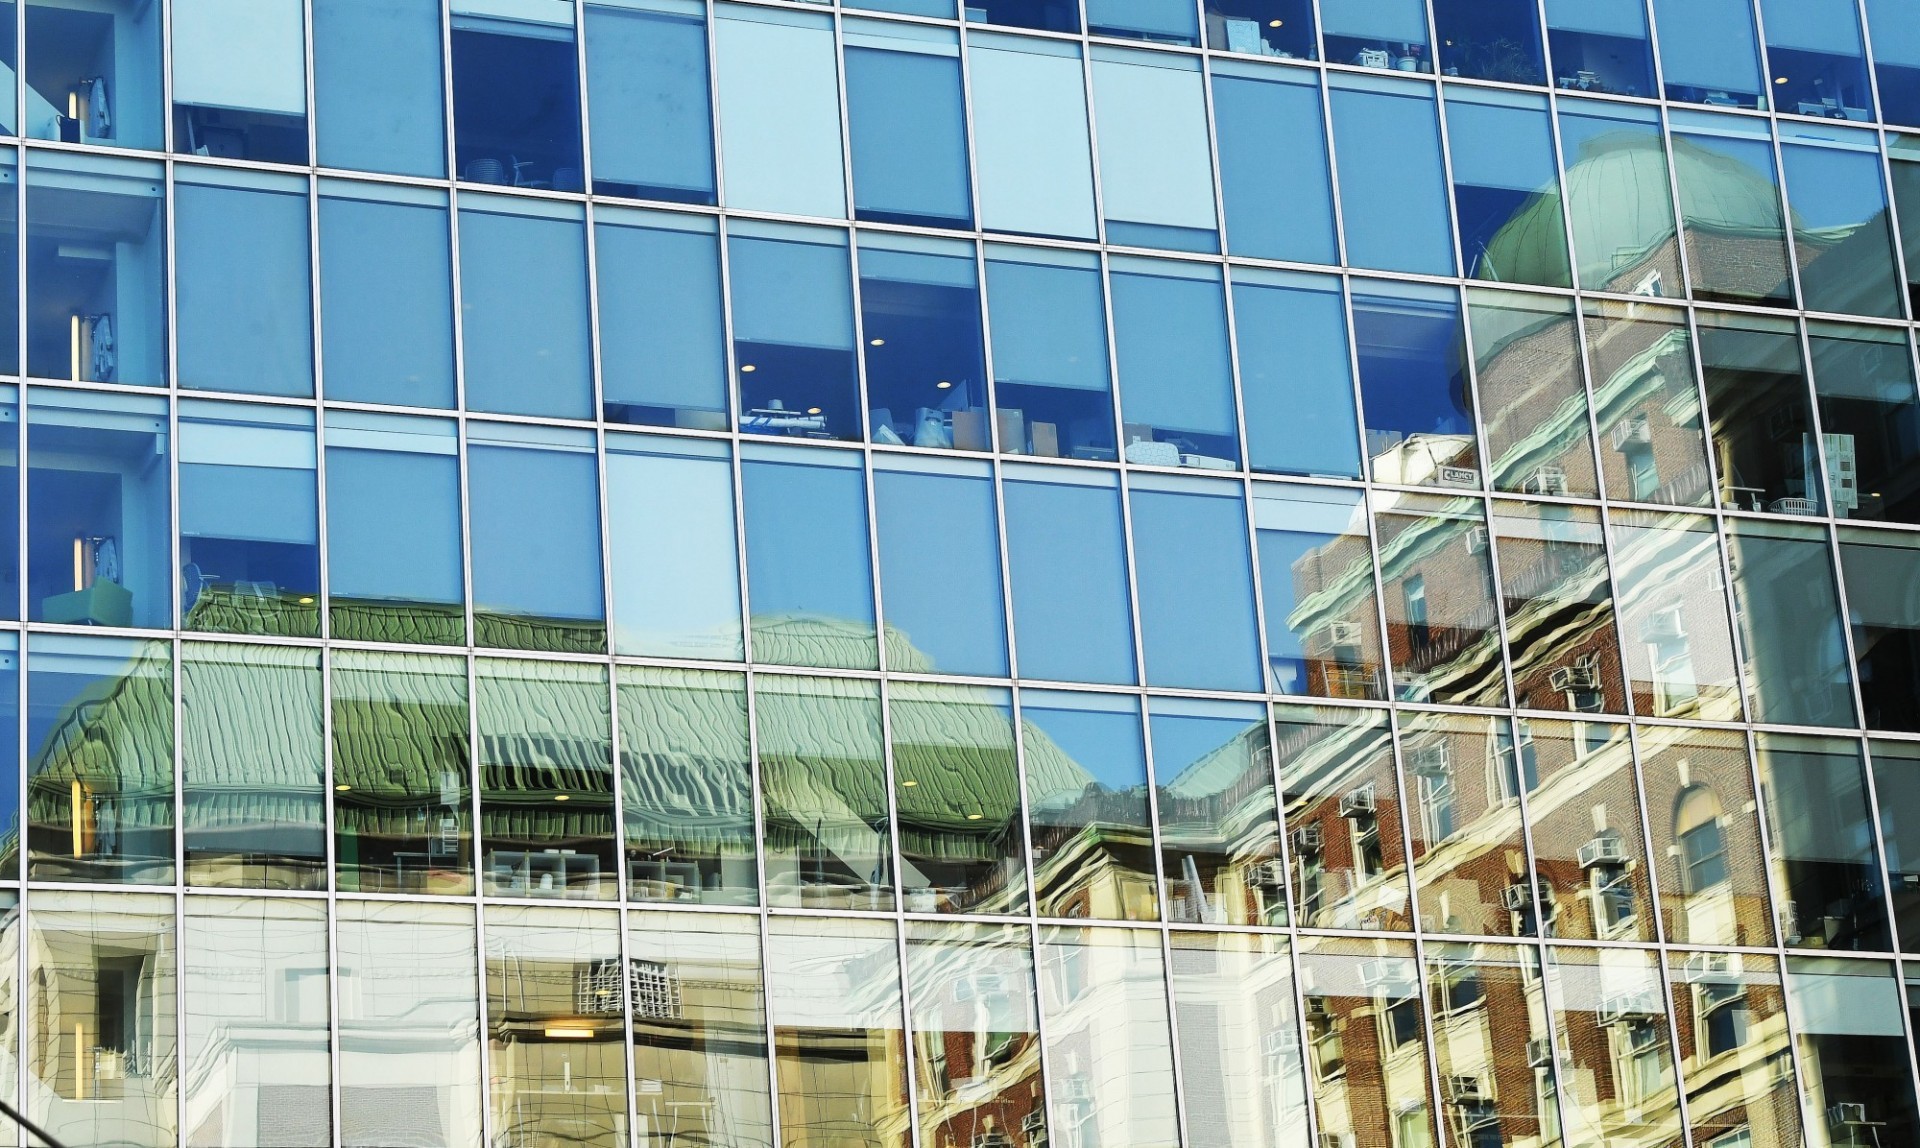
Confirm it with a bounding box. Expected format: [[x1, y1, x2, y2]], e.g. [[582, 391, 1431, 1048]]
[[1676, 784, 1728, 894]]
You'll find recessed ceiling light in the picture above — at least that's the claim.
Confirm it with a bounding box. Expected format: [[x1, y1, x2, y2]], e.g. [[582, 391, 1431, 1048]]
[[870, 338, 886, 346], [807, 407, 822, 415], [740, 364, 756, 373], [936, 380, 952, 389], [1268, 18, 1282, 26], [1775, 76, 1790, 84], [335, 783, 351, 792], [554, 794, 570, 802]]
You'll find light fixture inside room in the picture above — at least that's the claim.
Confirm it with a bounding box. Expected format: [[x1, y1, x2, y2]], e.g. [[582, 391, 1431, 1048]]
[[335, 783, 352, 792], [554, 794, 570, 801], [936, 380, 952, 389], [966, 813, 984, 820], [870, 338, 885, 346], [740, 364, 756, 372], [1775, 76, 1789, 84], [900, 779, 918, 787], [806, 407, 822, 415], [1268, 19, 1281, 26], [544, 1025, 596, 1039]]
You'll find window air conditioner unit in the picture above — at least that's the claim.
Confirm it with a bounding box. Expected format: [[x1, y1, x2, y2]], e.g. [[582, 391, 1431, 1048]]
[[1339, 786, 1376, 818], [1292, 823, 1324, 851], [1526, 1037, 1554, 1068], [972, 1135, 1013, 1148], [1023, 1111, 1048, 1134], [1549, 664, 1600, 693], [1303, 996, 1333, 1021], [1677, 952, 1734, 983], [1610, 414, 1653, 450], [1639, 608, 1686, 642], [1443, 1074, 1485, 1103], [953, 973, 1007, 1002], [1263, 1029, 1299, 1060], [1250, 859, 1288, 888], [1502, 883, 1534, 912], [1525, 466, 1569, 496], [1325, 620, 1363, 647], [1055, 1078, 1093, 1104], [1595, 991, 1653, 1026], [1406, 743, 1450, 778], [1358, 958, 1411, 991], [1465, 525, 1490, 554], [1828, 1103, 1869, 1127], [1577, 834, 1628, 869]]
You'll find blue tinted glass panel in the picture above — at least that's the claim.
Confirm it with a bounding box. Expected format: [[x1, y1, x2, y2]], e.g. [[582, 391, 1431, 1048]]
[[1022, 690, 1153, 918], [451, 0, 582, 189], [1353, 283, 1478, 486], [1544, 0, 1654, 97], [324, 414, 465, 645], [846, 29, 972, 229], [25, 0, 162, 150], [1672, 118, 1793, 306], [0, 392, 18, 620], [874, 462, 1009, 677], [1003, 470, 1136, 685], [1650, 0, 1764, 108], [1254, 483, 1383, 697], [1091, 50, 1217, 253], [730, 225, 861, 443], [850, 0, 952, 21], [585, 1, 716, 203], [969, 36, 1097, 240], [1782, 137, 1904, 319], [1233, 272, 1361, 479], [318, 186, 456, 409], [1447, 92, 1570, 288], [1321, 0, 1429, 70], [1867, 0, 1920, 127], [596, 211, 728, 429], [174, 176, 313, 397], [28, 389, 170, 629], [1211, 67, 1336, 264], [714, 5, 845, 219], [1130, 479, 1261, 691], [606, 436, 743, 661], [458, 201, 593, 419], [1202, 0, 1315, 57], [1760, 0, 1870, 119], [314, 0, 445, 176], [1111, 261, 1238, 468], [468, 434, 606, 651], [742, 449, 877, 670], [179, 403, 318, 638], [862, 241, 989, 451], [26, 152, 165, 386], [985, 247, 1116, 461], [172, 0, 308, 162], [1557, 100, 1680, 293], [1086, 0, 1198, 45], [1432, 0, 1544, 84], [1330, 78, 1455, 276], [966, 0, 1077, 33]]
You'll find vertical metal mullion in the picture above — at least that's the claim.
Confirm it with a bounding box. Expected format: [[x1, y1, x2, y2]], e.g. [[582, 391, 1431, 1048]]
[[470, 656, 497, 1148], [438, 0, 459, 183], [891, 895, 927, 1148], [1873, 125, 1919, 323], [319, 643, 345, 1148], [306, 176, 329, 646], [170, 639, 186, 1146], [744, 669, 788, 1148], [1156, 925, 1194, 1148], [1026, 919, 1062, 1148], [1620, 723, 1698, 1148]]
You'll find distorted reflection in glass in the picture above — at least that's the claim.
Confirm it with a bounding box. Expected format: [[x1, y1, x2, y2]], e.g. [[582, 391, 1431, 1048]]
[[905, 922, 1045, 1148], [1446, 90, 1569, 287], [178, 401, 320, 637], [1671, 114, 1795, 306], [1400, 710, 1530, 938], [335, 900, 483, 1148], [618, 667, 758, 906], [756, 675, 893, 911], [1373, 493, 1509, 708], [1470, 289, 1599, 498], [1148, 698, 1282, 926], [1521, 720, 1657, 943], [1293, 935, 1437, 1148], [0, 894, 20, 1111], [1809, 321, 1920, 526], [891, 682, 1028, 915], [1543, 944, 1683, 1148], [1253, 483, 1385, 700], [1637, 724, 1774, 949], [1022, 690, 1155, 921], [1789, 957, 1920, 1142], [1607, 510, 1742, 721], [1422, 942, 1555, 1147], [1492, 501, 1628, 715], [331, 650, 472, 895], [766, 916, 911, 1148], [26, 635, 173, 884], [1755, 734, 1892, 952], [1726, 518, 1857, 728], [1273, 704, 1413, 933], [476, 659, 616, 899], [484, 905, 628, 1148], [1037, 926, 1179, 1148], [626, 911, 774, 1148], [1781, 126, 1904, 320], [1169, 931, 1308, 1148], [1557, 100, 1681, 295], [1663, 949, 1803, 1148], [1582, 298, 1713, 507], [182, 897, 330, 1148], [0, 637, 20, 876], [181, 642, 324, 889], [28, 891, 176, 1148]]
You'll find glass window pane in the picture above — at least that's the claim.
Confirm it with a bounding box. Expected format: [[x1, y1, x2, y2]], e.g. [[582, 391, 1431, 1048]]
[[1522, 719, 1656, 942], [451, 0, 582, 189], [1794, 957, 1920, 1141], [860, 239, 989, 451], [1638, 724, 1772, 947], [968, 35, 1096, 239], [183, 897, 330, 1148], [1329, 77, 1455, 275], [1253, 482, 1384, 699], [1471, 289, 1598, 497], [597, 211, 728, 428], [1375, 493, 1508, 708], [846, 26, 971, 228], [1169, 932, 1309, 1148], [1758, 734, 1890, 951], [891, 682, 1027, 915], [1545, 0, 1655, 96], [1003, 468, 1137, 685], [1650, 0, 1764, 108], [1782, 133, 1905, 319], [1293, 936, 1436, 1144], [1129, 477, 1262, 691], [1609, 509, 1742, 720], [1491, 501, 1628, 715], [873, 460, 1009, 677], [1810, 321, 1920, 524], [1727, 518, 1854, 727], [1696, 311, 1819, 512], [0, 639, 19, 877], [985, 246, 1115, 460], [1149, 698, 1281, 926], [618, 668, 757, 905], [318, 184, 457, 409], [1211, 67, 1335, 263], [742, 447, 877, 670], [585, 1, 715, 203], [905, 923, 1044, 1148], [313, 0, 442, 176], [0, 154, 17, 378], [27, 892, 175, 1148], [1673, 117, 1794, 305], [713, 5, 844, 219], [1235, 271, 1359, 479], [1202, 0, 1315, 58], [1873, 740, 1920, 948], [1868, 0, 1920, 127], [175, 174, 312, 397], [1842, 528, 1920, 731], [26, 151, 165, 386], [1086, 0, 1197, 44], [26, 635, 172, 883], [484, 906, 627, 1148], [730, 224, 861, 443], [1037, 927, 1180, 1148], [1583, 298, 1713, 506], [332, 650, 473, 894], [606, 434, 742, 660], [1353, 283, 1477, 488], [1022, 689, 1157, 921], [1423, 943, 1554, 1143], [766, 917, 910, 1148], [1544, 945, 1682, 1144], [1273, 704, 1413, 932], [1320, 0, 1429, 69], [967, 0, 1077, 33], [325, 412, 465, 644], [1112, 260, 1237, 467], [1557, 99, 1681, 294], [468, 431, 606, 653], [0, 389, 25, 620], [1447, 91, 1569, 288], [179, 402, 319, 637], [1400, 710, 1530, 937], [1666, 951, 1803, 1145], [756, 674, 892, 910], [1761, 0, 1871, 118], [181, 643, 325, 890], [336, 901, 483, 1148], [626, 911, 773, 1144], [458, 200, 593, 419], [171, 0, 308, 162], [1433, 0, 1545, 84], [477, 659, 615, 899], [24, 0, 162, 149], [1091, 50, 1216, 252]]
